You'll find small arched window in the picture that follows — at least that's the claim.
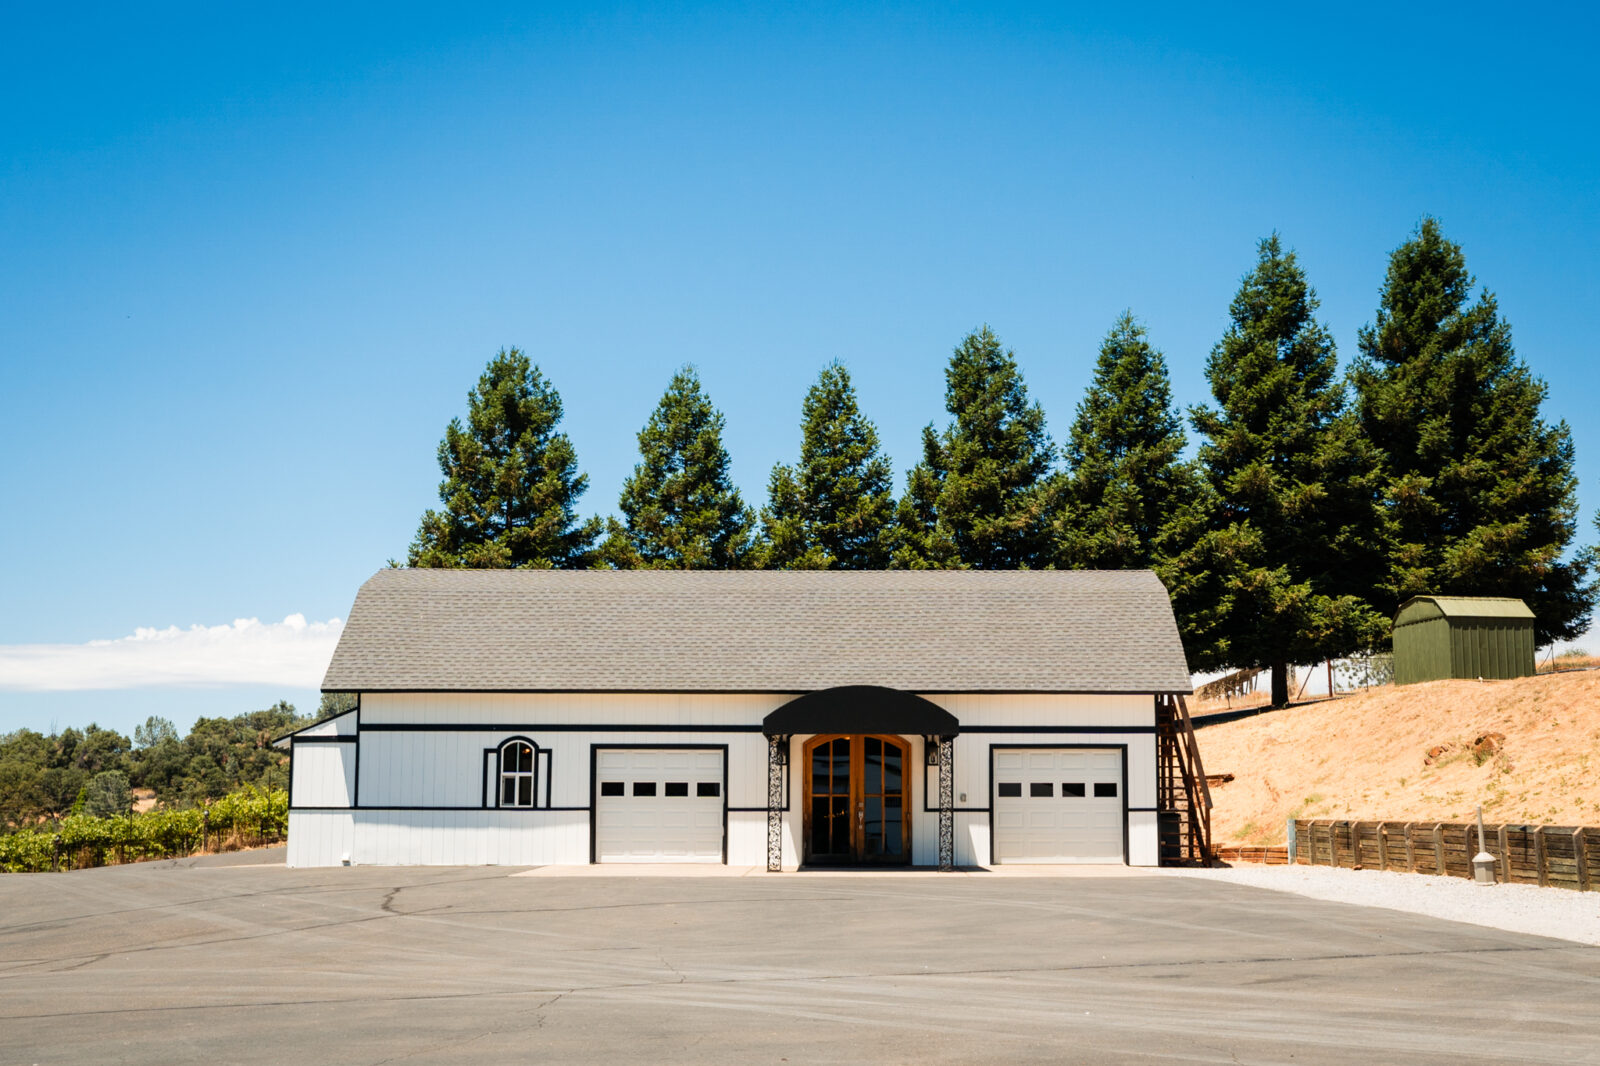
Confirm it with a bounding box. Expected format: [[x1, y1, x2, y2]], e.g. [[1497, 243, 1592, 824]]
[[500, 740, 535, 807]]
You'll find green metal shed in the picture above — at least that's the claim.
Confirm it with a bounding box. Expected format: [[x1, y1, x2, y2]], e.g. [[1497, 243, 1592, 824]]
[[1392, 596, 1536, 685]]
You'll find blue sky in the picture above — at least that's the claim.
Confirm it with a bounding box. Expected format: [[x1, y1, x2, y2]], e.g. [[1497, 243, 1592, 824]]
[[3, 3, 1597, 735]]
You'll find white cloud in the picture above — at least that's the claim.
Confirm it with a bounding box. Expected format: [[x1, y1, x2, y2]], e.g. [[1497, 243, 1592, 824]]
[[0, 615, 344, 692]]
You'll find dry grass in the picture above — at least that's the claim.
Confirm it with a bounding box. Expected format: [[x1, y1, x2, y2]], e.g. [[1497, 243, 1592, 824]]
[[1540, 654, 1600, 673], [1195, 671, 1600, 846]]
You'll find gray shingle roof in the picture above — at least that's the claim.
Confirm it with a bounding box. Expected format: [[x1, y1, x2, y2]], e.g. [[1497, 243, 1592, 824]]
[[323, 568, 1193, 694]]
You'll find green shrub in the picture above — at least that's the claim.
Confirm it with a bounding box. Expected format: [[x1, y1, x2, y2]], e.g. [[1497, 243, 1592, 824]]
[[0, 786, 286, 873]]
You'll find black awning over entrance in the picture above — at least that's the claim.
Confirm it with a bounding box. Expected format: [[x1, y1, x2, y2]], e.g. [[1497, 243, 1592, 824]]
[[762, 686, 958, 737]]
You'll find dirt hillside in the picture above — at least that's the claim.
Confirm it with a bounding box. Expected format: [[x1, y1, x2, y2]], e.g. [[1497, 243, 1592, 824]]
[[1194, 671, 1600, 845]]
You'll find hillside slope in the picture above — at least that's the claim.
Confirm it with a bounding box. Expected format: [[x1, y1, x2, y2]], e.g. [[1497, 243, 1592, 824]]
[[1195, 671, 1600, 845]]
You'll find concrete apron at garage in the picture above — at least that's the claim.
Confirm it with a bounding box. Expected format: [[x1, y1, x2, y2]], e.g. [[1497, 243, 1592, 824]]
[[515, 863, 1167, 877]]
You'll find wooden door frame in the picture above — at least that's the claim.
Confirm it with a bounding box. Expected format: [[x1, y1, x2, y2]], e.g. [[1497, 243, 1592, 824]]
[[800, 733, 913, 865]]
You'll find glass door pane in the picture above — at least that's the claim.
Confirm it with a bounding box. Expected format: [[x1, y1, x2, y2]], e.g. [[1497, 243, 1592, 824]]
[[808, 737, 852, 860], [861, 737, 906, 860]]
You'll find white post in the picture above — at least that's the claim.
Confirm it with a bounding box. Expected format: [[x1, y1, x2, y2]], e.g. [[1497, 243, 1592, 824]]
[[1472, 804, 1496, 885]]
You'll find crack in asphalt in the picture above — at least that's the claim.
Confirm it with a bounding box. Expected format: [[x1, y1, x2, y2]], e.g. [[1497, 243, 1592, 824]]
[[365, 995, 566, 1066], [0, 869, 511, 936], [379, 887, 403, 915], [0, 941, 1579, 1022], [0, 893, 862, 974], [0, 909, 399, 977]]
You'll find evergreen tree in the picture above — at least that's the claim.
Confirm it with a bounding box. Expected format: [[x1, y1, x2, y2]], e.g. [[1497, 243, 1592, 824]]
[[601, 367, 756, 568], [1053, 311, 1209, 569], [1051, 312, 1220, 667], [1191, 235, 1392, 705], [83, 770, 132, 818], [894, 326, 1054, 569], [890, 426, 962, 568], [133, 716, 178, 749], [761, 363, 897, 569], [1352, 218, 1594, 644], [408, 349, 600, 569]]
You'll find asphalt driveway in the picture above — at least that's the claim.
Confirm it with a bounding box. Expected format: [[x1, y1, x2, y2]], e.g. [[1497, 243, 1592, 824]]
[[3, 852, 1597, 1065]]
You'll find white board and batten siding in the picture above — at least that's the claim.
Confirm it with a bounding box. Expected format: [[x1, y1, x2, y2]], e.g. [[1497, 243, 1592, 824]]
[[290, 744, 356, 808], [286, 691, 1161, 868], [917, 694, 1159, 867], [283, 709, 358, 806]]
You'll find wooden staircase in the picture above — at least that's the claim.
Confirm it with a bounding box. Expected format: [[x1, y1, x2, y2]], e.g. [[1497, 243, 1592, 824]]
[[1156, 694, 1214, 865]]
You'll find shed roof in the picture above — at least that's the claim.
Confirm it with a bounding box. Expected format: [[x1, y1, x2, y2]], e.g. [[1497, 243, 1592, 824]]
[[1394, 596, 1535, 626], [322, 568, 1192, 695]]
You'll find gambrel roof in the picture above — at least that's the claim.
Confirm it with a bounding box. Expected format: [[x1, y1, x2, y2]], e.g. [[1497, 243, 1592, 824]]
[[1394, 596, 1535, 626], [322, 568, 1192, 694]]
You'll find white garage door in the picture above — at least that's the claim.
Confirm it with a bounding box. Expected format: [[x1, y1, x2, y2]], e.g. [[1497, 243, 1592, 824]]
[[594, 749, 724, 863], [993, 748, 1124, 864]]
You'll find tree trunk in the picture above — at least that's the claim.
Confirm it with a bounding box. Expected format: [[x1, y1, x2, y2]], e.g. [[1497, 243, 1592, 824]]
[[1271, 661, 1290, 708]]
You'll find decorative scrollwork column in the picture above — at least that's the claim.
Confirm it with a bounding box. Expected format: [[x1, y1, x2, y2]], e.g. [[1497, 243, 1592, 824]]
[[938, 735, 954, 871], [767, 734, 785, 872]]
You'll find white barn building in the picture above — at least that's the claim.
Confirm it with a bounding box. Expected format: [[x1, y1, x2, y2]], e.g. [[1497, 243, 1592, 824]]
[[280, 569, 1208, 869]]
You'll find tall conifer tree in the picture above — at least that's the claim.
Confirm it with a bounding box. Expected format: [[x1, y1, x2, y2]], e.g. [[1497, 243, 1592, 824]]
[[1052, 312, 1220, 666], [408, 349, 599, 568], [601, 367, 756, 568], [891, 427, 962, 568], [894, 326, 1054, 569], [1192, 236, 1392, 705], [1352, 218, 1594, 643], [761, 363, 897, 569]]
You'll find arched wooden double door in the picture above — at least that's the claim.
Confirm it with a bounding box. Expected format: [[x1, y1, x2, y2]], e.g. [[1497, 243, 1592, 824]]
[[803, 734, 912, 865]]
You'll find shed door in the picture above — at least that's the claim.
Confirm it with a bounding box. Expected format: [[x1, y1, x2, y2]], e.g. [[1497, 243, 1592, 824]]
[[993, 749, 1124, 864], [594, 749, 724, 863]]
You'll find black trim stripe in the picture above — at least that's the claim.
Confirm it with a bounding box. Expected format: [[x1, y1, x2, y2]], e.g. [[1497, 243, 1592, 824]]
[[331, 688, 1191, 696], [352, 697, 362, 806], [293, 735, 358, 744], [360, 722, 766, 733], [959, 725, 1156, 734], [356, 722, 1155, 735], [272, 706, 360, 745], [290, 805, 591, 813]]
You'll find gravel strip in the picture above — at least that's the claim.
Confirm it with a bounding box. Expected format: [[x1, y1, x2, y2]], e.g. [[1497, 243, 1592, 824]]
[[1168, 864, 1600, 946]]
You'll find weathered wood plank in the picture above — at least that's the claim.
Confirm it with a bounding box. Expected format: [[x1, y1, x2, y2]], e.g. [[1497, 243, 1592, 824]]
[[1536, 826, 1548, 887]]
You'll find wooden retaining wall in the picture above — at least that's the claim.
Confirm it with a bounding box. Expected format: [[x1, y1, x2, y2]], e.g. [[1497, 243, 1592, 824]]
[[1291, 819, 1598, 891], [1214, 845, 1289, 865]]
